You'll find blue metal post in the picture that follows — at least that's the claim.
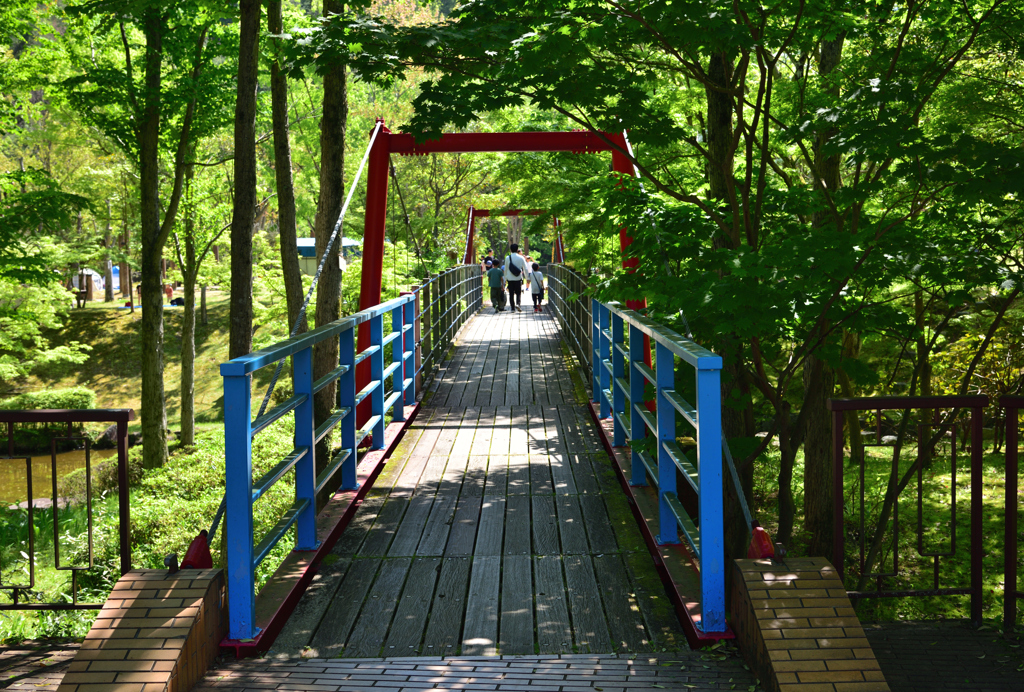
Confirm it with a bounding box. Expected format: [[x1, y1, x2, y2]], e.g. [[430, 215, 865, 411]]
[[612, 312, 626, 447], [591, 298, 601, 404], [339, 327, 358, 490], [223, 372, 255, 640], [695, 364, 725, 632], [293, 347, 318, 549], [391, 305, 405, 422], [598, 303, 611, 419], [370, 313, 386, 449], [402, 296, 416, 406], [656, 343, 679, 545], [629, 324, 646, 486]]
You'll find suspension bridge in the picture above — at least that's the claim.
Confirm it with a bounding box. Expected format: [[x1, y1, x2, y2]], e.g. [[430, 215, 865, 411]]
[[6, 126, 1022, 692]]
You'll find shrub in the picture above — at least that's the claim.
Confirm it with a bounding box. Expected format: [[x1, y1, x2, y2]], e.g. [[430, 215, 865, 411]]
[[57, 446, 145, 502], [0, 386, 97, 411]]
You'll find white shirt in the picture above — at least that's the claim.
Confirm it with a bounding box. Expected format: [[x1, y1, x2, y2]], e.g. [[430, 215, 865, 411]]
[[503, 253, 529, 282], [530, 271, 544, 294]]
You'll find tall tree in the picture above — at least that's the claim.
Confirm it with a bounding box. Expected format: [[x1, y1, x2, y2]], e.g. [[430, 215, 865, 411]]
[[309, 0, 348, 506], [268, 0, 307, 335], [228, 0, 261, 359]]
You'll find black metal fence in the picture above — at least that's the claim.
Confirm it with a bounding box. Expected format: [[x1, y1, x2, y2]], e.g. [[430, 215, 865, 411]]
[[0, 409, 134, 610]]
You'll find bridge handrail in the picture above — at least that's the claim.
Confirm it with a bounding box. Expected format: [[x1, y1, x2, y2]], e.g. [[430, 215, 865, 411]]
[[545, 263, 725, 634], [220, 263, 480, 641]]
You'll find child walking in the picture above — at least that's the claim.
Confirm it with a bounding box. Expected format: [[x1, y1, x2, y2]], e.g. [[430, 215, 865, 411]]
[[529, 263, 544, 312]]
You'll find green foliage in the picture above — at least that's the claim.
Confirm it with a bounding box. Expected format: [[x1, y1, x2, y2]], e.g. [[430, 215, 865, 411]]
[[0, 169, 91, 284], [0, 386, 97, 411], [58, 446, 146, 502]]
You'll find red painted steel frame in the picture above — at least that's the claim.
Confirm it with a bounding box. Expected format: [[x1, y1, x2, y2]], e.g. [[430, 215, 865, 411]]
[[356, 125, 643, 425], [463, 207, 548, 265]]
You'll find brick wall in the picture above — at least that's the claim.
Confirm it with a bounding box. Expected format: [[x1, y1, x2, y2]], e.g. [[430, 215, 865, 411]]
[[58, 569, 225, 692], [731, 557, 890, 692]]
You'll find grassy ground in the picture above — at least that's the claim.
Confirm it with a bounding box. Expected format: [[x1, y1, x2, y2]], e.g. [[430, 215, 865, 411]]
[[14, 291, 235, 433]]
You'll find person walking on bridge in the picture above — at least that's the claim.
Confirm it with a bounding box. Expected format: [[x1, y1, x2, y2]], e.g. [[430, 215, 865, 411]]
[[485, 260, 506, 312], [503, 243, 528, 312]]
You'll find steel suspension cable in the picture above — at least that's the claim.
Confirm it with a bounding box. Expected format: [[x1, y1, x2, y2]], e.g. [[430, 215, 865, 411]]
[[207, 122, 384, 545]]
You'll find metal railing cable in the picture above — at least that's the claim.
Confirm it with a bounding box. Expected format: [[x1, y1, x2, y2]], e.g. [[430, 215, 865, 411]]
[[207, 122, 384, 545]]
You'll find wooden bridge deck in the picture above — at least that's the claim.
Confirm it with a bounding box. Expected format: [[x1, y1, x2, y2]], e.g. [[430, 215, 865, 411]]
[[270, 308, 690, 659]]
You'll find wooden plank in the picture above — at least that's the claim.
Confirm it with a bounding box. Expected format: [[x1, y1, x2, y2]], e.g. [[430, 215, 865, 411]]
[[534, 555, 572, 654], [593, 553, 650, 653], [503, 494, 531, 556], [417, 494, 458, 556], [543, 406, 568, 456], [548, 452, 577, 496], [579, 494, 619, 554], [490, 407, 512, 457], [475, 495, 505, 556], [383, 556, 441, 654], [568, 453, 602, 495], [342, 557, 412, 658], [446, 495, 483, 557], [356, 495, 408, 557], [307, 558, 380, 658], [506, 454, 530, 495], [499, 554, 534, 655], [483, 455, 508, 496], [461, 455, 489, 496], [450, 406, 481, 459], [470, 407, 497, 456], [271, 557, 351, 657], [589, 451, 625, 495], [622, 550, 687, 651], [332, 495, 385, 555], [530, 495, 560, 556], [510, 406, 529, 453], [462, 555, 500, 656], [422, 557, 472, 654], [529, 452, 554, 495], [388, 494, 434, 557], [527, 407, 549, 457], [556, 495, 590, 555], [556, 404, 588, 453], [563, 554, 611, 653]]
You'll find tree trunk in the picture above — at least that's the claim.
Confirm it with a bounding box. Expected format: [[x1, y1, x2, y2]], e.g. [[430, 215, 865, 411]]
[[104, 201, 115, 302], [180, 165, 197, 448], [228, 0, 261, 360], [776, 402, 797, 546], [312, 0, 348, 508], [269, 0, 307, 335], [800, 32, 846, 556], [200, 284, 208, 325], [802, 355, 835, 555], [837, 330, 864, 466], [139, 10, 168, 470]]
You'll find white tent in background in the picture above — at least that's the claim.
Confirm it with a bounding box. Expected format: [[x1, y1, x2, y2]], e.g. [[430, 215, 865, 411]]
[[70, 268, 105, 291]]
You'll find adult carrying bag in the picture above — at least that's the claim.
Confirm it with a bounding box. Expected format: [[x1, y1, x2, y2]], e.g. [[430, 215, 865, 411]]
[[507, 255, 522, 277]]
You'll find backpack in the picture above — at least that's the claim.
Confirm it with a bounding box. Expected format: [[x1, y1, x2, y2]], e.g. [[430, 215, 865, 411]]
[[507, 254, 522, 277]]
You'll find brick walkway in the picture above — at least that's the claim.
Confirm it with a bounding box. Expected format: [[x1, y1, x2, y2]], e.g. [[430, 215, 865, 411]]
[[194, 652, 757, 692], [1, 641, 79, 692]]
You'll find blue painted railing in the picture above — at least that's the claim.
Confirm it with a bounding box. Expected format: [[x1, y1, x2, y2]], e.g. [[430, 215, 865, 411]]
[[219, 264, 481, 641], [548, 263, 725, 634], [591, 299, 725, 633]]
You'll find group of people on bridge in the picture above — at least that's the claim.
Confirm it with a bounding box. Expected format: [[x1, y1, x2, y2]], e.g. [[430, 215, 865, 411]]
[[482, 243, 545, 313]]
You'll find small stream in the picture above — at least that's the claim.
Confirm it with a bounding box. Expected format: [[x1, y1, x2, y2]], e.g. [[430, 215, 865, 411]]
[[0, 448, 118, 505]]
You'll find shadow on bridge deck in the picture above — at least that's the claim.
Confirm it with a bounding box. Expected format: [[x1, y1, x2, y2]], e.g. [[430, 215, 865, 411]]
[[265, 308, 696, 660]]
